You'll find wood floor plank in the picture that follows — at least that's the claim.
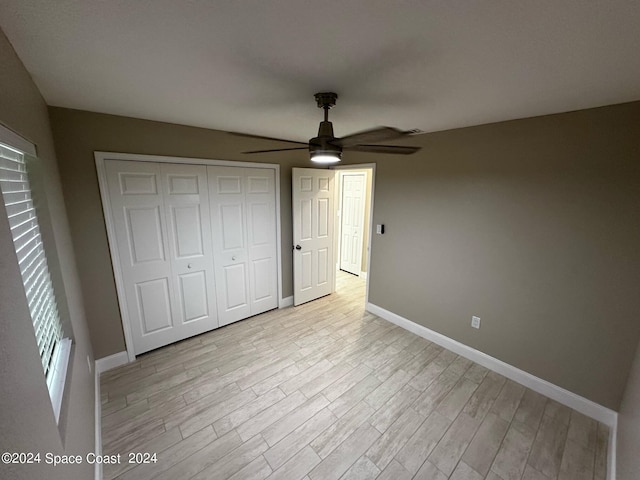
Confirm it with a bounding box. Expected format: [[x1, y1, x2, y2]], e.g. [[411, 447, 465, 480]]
[[369, 384, 421, 434], [308, 423, 380, 480], [251, 364, 301, 396], [566, 410, 597, 452], [594, 423, 609, 480], [428, 412, 481, 476], [310, 401, 375, 459], [514, 388, 547, 432], [461, 412, 509, 477], [376, 458, 412, 480], [264, 408, 337, 470], [364, 369, 412, 410], [339, 455, 381, 480], [435, 377, 479, 421], [449, 461, 484, 480], [213, 387, 287, 436], [298, 363, 354, 399], [122, 428, 240, 480], [261, 394, 329, 446], [490, 379, 525, 423], [236, 390, 308, 441], [527, 412, 570, 478], [394, 411, 451, 474], [407, 356, 449, 392], [412, 371, 459, 417], [557, 438, 594, 480], [267, 446, 321, 480], [190, 434, 269, 480], [521, 465, 549, 480], [179, 388, 257, 438], [321, 363, 372, 402], [490, 420, 537, 480], [413, 460, 448, 480], [280, 359, 334, 395], [227, 455, 272, 480], [366, 407, 425, 470], [327, 374, 380, 418]]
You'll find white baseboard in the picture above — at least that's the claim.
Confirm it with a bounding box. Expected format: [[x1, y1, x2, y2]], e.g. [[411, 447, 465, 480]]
[[95, 351, 129, 375], [94, 368, 102, 480], [279, 296, 293, 308], [366, 302, 618, 427]]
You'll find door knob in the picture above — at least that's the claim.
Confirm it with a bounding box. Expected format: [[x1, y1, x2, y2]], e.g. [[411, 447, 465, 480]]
[[232, 256, 237, 261], [295, 245, 302, 250], [187, 263, 192, 269]]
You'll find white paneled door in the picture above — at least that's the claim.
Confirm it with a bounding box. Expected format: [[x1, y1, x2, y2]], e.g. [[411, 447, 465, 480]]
[[105, 160, 218, 354], [339, 172, 366, 275], [292, 168, 335, 306], [208, 166, 278, 326]]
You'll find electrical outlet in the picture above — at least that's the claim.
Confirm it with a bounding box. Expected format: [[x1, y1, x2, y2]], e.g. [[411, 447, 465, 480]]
[[87, 355, 93, 374], [471, 316, 481, 329]]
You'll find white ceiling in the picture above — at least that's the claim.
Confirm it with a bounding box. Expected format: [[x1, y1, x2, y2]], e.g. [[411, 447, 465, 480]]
[[1, 1, 640, 143]]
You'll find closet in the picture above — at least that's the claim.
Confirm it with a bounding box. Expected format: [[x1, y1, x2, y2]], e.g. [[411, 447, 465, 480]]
[[103, 159, 278, 355]]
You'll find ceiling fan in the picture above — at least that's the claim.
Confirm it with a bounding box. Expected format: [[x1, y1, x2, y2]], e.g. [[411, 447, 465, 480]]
[[232, 92, 421, 163]]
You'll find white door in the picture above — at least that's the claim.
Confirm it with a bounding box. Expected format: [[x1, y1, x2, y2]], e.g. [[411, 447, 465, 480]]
[[292, 168, 335, 306], [105, 160, 218, 354], [208, 166, 278, 326], [245, 169, 279, 315], [339, 172, 366, 275]]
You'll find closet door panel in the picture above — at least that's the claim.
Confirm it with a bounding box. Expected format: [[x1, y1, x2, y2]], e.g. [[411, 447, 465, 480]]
[[106, 161, 177, 354], [245, 169, 278, 315], [161, 163, 218, 336], [208, 167, 251, 326]]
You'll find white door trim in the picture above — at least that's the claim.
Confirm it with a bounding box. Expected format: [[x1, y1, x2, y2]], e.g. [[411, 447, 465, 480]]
[[95, 151, 282, 363], [331, 163, 376, 305]]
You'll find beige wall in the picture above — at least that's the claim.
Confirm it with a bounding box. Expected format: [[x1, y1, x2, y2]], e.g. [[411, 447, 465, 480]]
[[50, 101, 640, 410], [0, 29, 95, 479], [364, 101, 640, 409], [618, 339, 640, 479]]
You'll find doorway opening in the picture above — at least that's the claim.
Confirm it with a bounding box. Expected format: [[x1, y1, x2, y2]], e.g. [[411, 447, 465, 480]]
[[333, 165, 375, 305]]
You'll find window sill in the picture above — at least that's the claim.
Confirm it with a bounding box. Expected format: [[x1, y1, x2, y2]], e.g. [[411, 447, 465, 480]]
[[47, 337, 72, 424]]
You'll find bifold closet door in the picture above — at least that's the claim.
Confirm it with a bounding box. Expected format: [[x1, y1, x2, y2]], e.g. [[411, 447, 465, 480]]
[[208, 166, 278, 326], [105, 160, 218, 354]]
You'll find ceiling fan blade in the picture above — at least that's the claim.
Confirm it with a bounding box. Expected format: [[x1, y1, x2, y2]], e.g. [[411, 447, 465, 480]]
[[242, 147, 309, 154], [228, 131, 307, 145], [344, 144, 421, 155], [332, 127, 413, 147]]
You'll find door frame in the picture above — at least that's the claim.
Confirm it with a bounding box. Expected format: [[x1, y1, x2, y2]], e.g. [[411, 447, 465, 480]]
[[330, 163, 376, 305], [95, 151, 282, 362]]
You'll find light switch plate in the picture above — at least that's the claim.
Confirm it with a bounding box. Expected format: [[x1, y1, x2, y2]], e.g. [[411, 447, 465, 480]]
[[471, 316, 481, 329]]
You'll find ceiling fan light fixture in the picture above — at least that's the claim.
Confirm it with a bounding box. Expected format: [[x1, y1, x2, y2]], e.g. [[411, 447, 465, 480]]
[[310, 151, 341, 163]]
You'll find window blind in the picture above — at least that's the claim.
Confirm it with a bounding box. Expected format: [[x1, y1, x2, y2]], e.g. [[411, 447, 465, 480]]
[[0, 142, 64, 381]]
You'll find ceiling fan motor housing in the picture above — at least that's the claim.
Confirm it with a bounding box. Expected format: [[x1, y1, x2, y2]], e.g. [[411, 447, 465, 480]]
[[310, 119, 342, 159]]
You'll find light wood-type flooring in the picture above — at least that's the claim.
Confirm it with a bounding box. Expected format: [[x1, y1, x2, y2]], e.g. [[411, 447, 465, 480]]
[[101, 271, 608, 480]]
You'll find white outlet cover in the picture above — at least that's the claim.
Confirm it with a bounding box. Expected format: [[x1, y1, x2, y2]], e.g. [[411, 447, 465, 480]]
[[471, 316, 481, 329]]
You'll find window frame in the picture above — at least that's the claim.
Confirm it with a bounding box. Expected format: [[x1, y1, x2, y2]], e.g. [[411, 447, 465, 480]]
[[0, 123, 71, 423]]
